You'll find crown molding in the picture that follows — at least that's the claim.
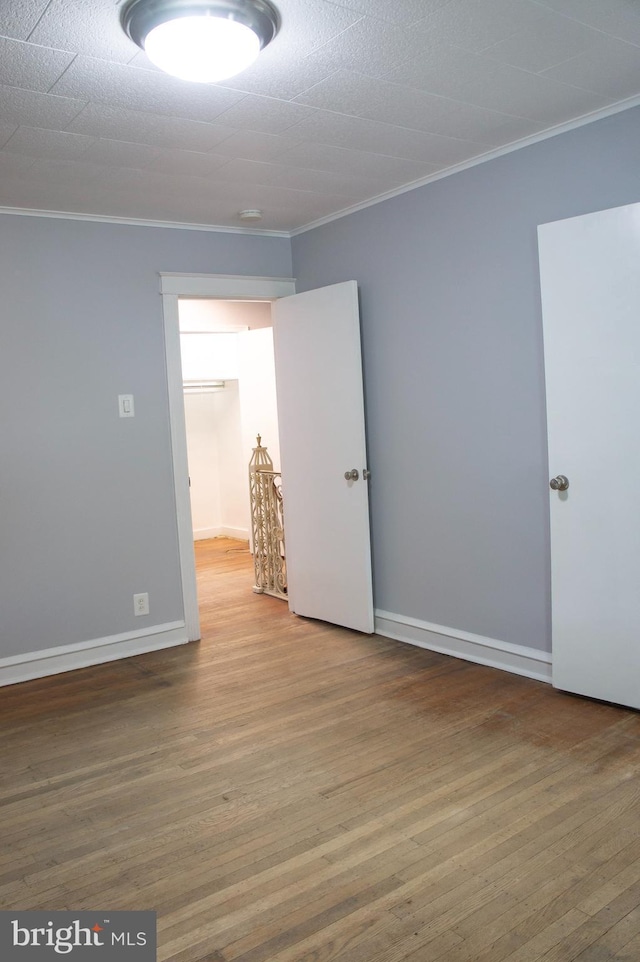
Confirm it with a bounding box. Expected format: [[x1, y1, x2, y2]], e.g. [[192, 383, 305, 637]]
[[0, 205, 290, 237]]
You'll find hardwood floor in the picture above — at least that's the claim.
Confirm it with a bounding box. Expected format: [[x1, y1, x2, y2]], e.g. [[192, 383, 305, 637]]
[[2, 537, 640, 961]]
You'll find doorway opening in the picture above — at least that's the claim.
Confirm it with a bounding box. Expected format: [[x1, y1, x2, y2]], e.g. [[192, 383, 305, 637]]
[[178, 296, 284, 623], [179, 297, 280, 546], [160, 273, 297, 642]]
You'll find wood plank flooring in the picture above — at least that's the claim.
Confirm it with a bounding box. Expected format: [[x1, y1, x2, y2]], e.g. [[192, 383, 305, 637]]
[[2, 537, 640, 961]]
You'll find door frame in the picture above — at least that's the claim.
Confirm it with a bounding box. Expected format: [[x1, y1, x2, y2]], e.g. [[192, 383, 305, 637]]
[[160, 273, 296, 641]]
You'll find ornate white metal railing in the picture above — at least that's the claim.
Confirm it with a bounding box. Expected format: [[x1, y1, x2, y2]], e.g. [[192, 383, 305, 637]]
[[249, 436, 287, 600]]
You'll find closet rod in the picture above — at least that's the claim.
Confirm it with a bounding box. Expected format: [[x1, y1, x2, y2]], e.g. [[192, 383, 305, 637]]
[[183, 379, 226, 394]]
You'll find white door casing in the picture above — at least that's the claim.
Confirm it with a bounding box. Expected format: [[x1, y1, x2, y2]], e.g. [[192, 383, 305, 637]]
[[160, 273, 296, 641], [538, 202, 640, 710], [272, 281, 374, 633]]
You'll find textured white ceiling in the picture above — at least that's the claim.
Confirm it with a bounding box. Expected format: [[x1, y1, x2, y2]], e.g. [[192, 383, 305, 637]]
[[0, 0, 639, 233]]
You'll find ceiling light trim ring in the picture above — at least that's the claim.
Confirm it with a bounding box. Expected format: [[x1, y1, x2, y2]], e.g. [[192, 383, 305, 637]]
[[121, 0, 280, 53]]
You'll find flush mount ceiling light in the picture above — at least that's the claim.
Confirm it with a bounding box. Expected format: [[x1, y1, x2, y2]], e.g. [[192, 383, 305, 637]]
[[121, 0, 279, 83]]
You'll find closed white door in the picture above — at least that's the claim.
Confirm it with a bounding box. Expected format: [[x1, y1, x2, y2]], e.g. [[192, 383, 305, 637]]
[[538, 202, 640, 709], [272, 281, 374, 633]]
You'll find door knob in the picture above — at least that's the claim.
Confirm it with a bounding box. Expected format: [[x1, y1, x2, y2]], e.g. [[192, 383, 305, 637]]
[[344, 469, 359, 481], [550, 475, 569, 491]]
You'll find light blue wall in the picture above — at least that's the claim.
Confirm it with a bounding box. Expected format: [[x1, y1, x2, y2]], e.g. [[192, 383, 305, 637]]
[[0, 215, 291, 657], [291, 106, 640, 652]]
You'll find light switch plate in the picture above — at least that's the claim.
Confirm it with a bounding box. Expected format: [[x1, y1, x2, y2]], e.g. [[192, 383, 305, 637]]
[[118, 394, 135, 418]]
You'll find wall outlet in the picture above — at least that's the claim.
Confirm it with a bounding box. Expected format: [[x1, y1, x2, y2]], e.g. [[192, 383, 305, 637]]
[[133, 592, 149, 616]]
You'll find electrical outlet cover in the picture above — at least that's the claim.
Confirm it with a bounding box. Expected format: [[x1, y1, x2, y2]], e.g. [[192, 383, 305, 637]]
[[133, 592, 149, 616]]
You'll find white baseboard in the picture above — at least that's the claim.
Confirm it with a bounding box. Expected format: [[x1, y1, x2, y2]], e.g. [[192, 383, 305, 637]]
[[218, 527, 249, 541], [194, 527, 249, 541], [193, 526, 221, 541], [375, 610, 552, 683], [0, 621, 189, 688]]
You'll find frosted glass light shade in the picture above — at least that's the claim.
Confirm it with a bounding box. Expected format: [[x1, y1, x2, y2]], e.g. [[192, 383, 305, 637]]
[[121, 0, 279, 84], [145, 16, 261, 82]]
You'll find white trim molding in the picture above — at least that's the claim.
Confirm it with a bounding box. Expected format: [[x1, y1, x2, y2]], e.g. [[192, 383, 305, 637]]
[[375, 610, 552, 684], [217, 526, 250, 541], [193, 527, 221, 541], [159, 273, 296, 298], [194, 527, 249, 541], [162, 290, 201, 642], [0, 622, 188, 688], [0, 206, 289, 237]]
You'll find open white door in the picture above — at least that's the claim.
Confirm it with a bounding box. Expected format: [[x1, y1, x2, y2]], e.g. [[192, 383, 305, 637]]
[[538, 202, 640, 710], [272, 281, 374, 633]]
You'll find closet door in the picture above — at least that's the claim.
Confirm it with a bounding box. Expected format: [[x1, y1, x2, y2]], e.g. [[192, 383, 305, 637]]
[[538, 202, 640, 709]]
